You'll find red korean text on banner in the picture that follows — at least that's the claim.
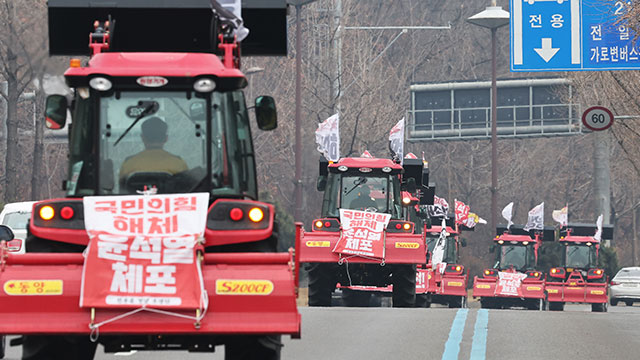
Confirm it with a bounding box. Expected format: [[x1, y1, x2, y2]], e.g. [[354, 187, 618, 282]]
[[332, 209, 391, 260], [454, 200, 470, 224], [494, 272, 528, 297], [80, 193, 210, 309], [415, 269, 428, 293]]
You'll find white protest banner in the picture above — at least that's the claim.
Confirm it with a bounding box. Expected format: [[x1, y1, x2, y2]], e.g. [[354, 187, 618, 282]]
[[454, 200, 470, 225], [523, 202, 544, 231], [594, 214, 604, 241], [80, 193, 210, 309], [389, 118, 404, 164], [431, 219, 447, 269], [332, 209, 391, 260], [552, 205, 568, 227], [502, 202, 514, 230], [495, 272, 528, 297], [315, 113, 340, 162]]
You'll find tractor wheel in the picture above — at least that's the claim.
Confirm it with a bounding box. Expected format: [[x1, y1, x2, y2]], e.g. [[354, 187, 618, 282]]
[[308, 263, 334, 307], [22, 335, 98, 360], [548, 302, 564, 311], [592, 302, 607, 312], [225, 335, 281, 360], [392, 265, 416, 308], [23, 236, 98, 360], [415, 294, 430, 308], [0, 336, 5, 359], [611, 298, 619, 306], [448, 296, 463, 308], [480, 299, 491, 309], [369, 293, 383, 307], [341, 289, 372, 307], [625, 300, 634, 307]]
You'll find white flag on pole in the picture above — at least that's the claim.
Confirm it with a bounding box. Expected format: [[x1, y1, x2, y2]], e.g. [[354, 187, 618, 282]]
[[389, 118, 404, 164], [315, 113, 340, 161], [523, 202, 544, 231], [594, 214, 604, 241], [431, 218, 447, 269], [502, 202, 514, 230], [552, 205, 568, 227]]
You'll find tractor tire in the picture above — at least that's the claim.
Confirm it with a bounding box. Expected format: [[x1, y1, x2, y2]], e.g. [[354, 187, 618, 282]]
[[611, 298, 619, 306], [592, 302, 607, 312], [22, 335, 98, 360], [0, 336, 5, 359], [341, 289, 371, 307], [392, 265, 416, 308], [548, 301, 564, 311], [415, 294, 430, 308], [23, 236, 98, 360], [625, 300, 634, 307], [369, 293, 383, 307], [225, 335, 281, 360], [448, 296, 463, 308], [308, 263, 334, 307]]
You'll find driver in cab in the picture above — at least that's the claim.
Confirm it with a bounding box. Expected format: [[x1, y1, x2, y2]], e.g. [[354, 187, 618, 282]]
[[349, 185, 378, 211], [119, 116, 188, 182]]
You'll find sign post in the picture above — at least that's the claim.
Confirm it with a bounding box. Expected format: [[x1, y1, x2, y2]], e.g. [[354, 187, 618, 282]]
[[511, 0, 639, 71]]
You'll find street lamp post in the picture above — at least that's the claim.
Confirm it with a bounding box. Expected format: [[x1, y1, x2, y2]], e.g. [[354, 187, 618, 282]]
[[467, 2, 509, 232]]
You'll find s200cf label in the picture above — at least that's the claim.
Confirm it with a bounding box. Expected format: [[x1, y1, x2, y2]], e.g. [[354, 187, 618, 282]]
[[215, 280, 274, 295]]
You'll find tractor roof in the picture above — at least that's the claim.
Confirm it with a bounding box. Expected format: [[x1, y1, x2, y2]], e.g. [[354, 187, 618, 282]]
[[560, 235, 600, 244], [64, 52, 246, 89], [330, 157, 402, 170]]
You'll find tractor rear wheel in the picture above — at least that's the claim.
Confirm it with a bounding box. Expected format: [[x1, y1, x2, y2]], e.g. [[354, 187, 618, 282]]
[[548, 301, 564, 311], [308, 263, 334, 306], [448, 296, 464, 308], [341, 289, 372, 307], [592, 302, 607, 312], [415, 294, 430, 308], [225, 335, 281, 360], [392, 265, 416, 307]]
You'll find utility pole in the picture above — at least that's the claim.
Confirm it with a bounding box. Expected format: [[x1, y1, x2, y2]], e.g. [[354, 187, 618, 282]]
[[594, 130, 611, 246]]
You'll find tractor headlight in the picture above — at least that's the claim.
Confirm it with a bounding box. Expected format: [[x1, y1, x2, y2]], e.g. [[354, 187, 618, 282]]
[[193, 78, 217, 92], [89, 77, 112, 91]]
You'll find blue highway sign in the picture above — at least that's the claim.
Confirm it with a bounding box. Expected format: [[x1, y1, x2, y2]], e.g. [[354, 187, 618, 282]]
[[510, 0, 639, 71]]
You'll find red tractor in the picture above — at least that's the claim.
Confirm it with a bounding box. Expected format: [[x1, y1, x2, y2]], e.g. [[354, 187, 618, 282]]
[[416, 216, 472, 308], [472, 225, 554, 310], [0, 1, 299, 359], [546, 223, 613, 312], [299, 156, 433, 307]]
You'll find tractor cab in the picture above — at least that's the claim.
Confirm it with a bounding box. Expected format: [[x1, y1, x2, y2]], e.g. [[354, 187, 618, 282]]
[[44, 2, 281, 200], [548, 223, 613, 281], [423, 217, 467, 265], [313, 157, 432, 232], [488, 225, 554, 274]]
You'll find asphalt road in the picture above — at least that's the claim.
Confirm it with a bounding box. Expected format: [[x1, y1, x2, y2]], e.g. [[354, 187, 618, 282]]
[[2, 303, 640, 359]]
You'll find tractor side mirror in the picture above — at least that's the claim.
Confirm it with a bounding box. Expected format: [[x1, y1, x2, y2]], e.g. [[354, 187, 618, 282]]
[[317, 175, 327, 192], [45, 95, 68, 129], [489, 244, 496, 253], [0, 225, 15, 241], [255, 96, 277, 131]]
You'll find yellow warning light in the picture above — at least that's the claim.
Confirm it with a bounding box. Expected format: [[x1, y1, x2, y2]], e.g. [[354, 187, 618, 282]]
[[403, 223, 411, 231], [69, 59, 82, 68], [248, 208, 264, 222], [39, 206, 55, 221], [315, 220, 323, 229]]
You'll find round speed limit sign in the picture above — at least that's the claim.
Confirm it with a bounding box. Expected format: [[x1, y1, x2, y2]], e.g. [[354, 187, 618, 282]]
[[582, 106, 614, 131]]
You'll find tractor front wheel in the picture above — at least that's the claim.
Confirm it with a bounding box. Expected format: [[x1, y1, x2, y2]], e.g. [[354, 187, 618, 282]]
[[225, 335, 281, 360], [341, 289, 372, 307], [592, 302, 607, 312], [392, 265, 416, 308], [308, 263, 334, 307]]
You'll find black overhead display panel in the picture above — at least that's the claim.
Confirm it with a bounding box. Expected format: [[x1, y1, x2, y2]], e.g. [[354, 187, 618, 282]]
[[48, 0, 288, 56]]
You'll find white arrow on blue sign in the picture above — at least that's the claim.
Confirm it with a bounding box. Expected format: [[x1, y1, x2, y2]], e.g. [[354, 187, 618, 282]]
[[511, 0, 639, 71]]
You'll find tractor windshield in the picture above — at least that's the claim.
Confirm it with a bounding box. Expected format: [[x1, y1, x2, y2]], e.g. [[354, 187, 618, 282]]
[[497, 244, 535, 271], [321, 173, 402, 218], [564, 244, 596, 269], [425, 233, 457, 263], [66, 89, 256, 199]]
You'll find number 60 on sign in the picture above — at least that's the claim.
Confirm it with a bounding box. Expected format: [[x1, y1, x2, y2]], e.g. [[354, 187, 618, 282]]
[[582, 106, 614, 131]]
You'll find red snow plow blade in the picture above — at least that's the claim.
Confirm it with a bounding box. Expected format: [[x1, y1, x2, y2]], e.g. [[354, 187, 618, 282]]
[[0, 252, 300, 336], [297, 230, 426, 264], [472, 277, 545, 299], [546, 271, 608, 304]]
